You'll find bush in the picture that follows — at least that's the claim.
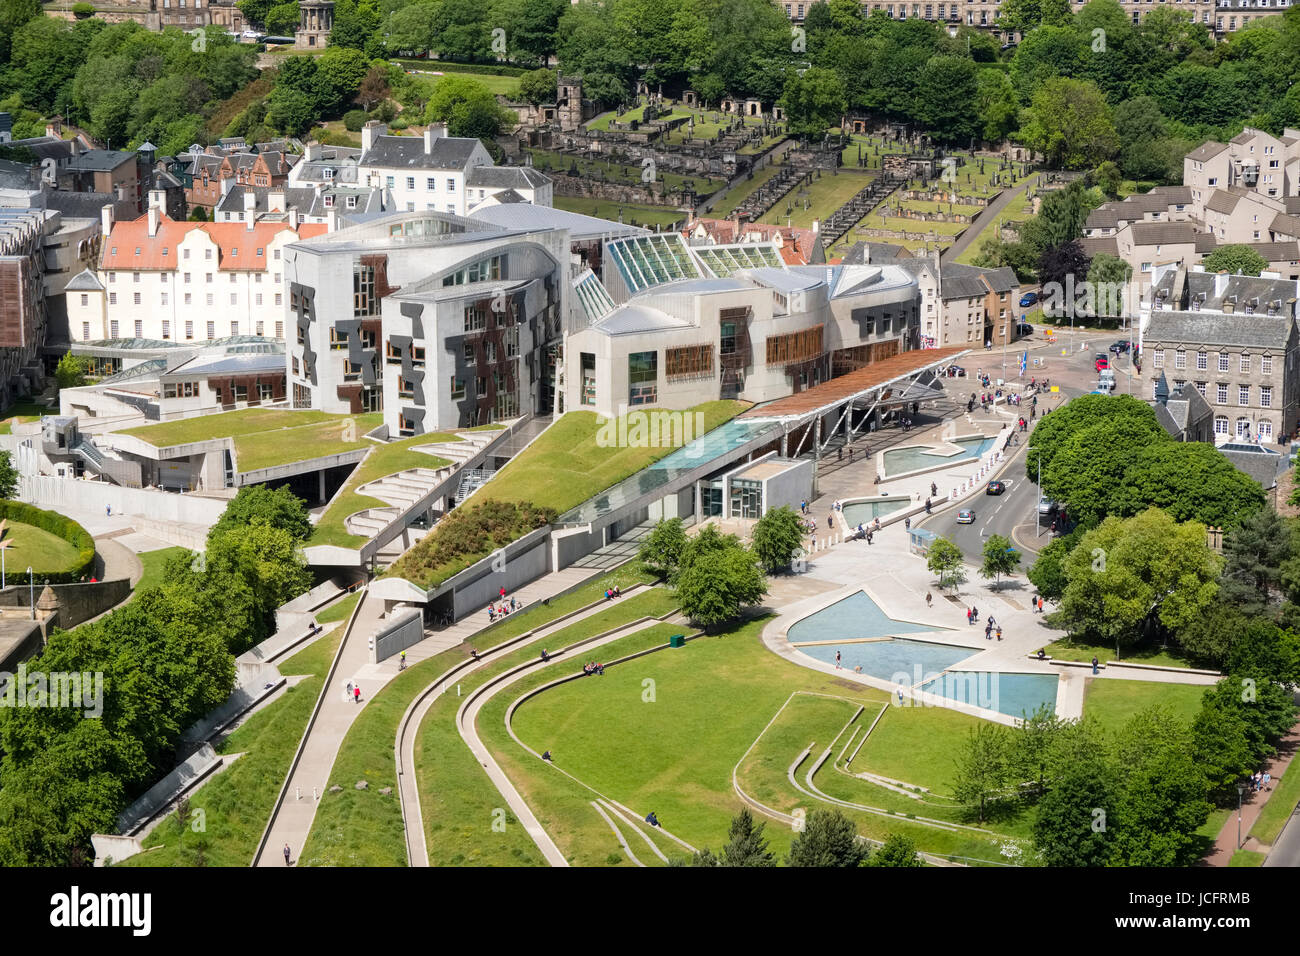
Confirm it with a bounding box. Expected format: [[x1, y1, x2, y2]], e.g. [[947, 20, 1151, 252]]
[[0, 500, 95, 583], [71, 2, 94, 17], [342, 109, 367, 132], [385, 499, 556, 589]]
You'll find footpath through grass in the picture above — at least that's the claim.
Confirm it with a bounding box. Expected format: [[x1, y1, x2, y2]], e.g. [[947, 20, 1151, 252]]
[[118, 625, 344, 866], [1249, 751, 1300, 846], [298, 564, 656, 866]]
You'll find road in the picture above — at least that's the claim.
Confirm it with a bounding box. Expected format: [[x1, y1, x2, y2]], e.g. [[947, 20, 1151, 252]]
[[919, 327, 1137, 563]]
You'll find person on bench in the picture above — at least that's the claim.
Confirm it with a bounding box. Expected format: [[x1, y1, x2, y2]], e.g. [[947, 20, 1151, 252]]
[[645, 811, 660, 828], [540, 648, 550, 662]]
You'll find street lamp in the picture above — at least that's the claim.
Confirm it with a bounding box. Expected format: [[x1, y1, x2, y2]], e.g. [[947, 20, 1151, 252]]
[[1237, 782, 1246, 849], [27, 567, 33, 620]]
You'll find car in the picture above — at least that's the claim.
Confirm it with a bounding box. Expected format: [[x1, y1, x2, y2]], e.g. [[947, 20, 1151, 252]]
[[956, 509, 976, 524], [1038, 496, 1058, 515], [1110, 340, 1131, 354], [986, 480, 1006, 495], [1016, 323, 1033, 337], [1095, 354, 1110, 371], [1019, 292, 1039, 307]]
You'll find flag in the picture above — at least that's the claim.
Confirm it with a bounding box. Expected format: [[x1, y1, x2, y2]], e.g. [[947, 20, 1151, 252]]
[[1019, 351, 1027, 376]]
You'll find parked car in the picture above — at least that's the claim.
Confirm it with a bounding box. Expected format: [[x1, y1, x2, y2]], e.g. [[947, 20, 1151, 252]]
[[1016, 323, 1033, 337], [1038, 496, 1058, 515], [1110, 340, 1131, 354], [1019, 292, 1039, 307], [986, 480, 1006, 495], [1094, 354, 1110, 371], [956, 509, 976, 524]]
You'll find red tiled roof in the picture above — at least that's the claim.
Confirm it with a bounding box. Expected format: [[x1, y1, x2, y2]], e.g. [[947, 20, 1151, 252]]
[[100, 216, 325, 272]]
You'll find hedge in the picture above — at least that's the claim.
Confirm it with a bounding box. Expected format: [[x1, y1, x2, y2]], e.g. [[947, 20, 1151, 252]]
[[0, 500, 96, 583]]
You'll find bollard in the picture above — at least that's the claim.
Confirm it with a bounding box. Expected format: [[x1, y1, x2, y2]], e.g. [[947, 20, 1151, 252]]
[[296, 787, 302, 801], [314, 788, 320, 801]]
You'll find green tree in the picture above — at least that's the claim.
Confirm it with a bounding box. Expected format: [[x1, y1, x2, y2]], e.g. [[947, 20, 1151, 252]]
[[870, 832, 922, 867], [1026, 534, 1075, 602], [1093, 160, 1122, 199], [0, 0, 43, 63], [425, 74, 516, 141], [914, 55, 979, 145], [1117, 442, 1265, 530], [786, 809, 869, 867], [674, 539, 767, 631], [264, 1, 300, 36], [1032, 755, 1119, 866], [1085, 251, 1132, 291], [209, 484, 312, 543], [778, 67, 847, 140], [266, 86, 317, 136], [54, 352, 88, 390], [980, 533, 1021, 590], [720, 807, 776, 866], [1019, 77, 1118, 169], [751, 506, 805, 574], [638, 517, 688, 580], [927, 537, 966, 589], [516, 68, 558, 106], [1219, 507, 1293, 619], [0, 450, 18, 499], [975, 68, 1020, 143], [951, 722, 1011, 823], [1011, 704, 1065, 796], [314, 45, 371, 116], [1026, 392, 1144, 480], [1201, 244, 1269, 277]]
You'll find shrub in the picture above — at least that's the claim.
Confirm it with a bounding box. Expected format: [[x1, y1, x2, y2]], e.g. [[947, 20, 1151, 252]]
[[0, 500, 95, 583], [342, 109, 367, 132], [72, 2, 94, 17]]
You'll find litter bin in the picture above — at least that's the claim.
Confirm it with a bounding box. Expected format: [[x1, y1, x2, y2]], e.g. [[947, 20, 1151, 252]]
[[669, 634, 685, 648]]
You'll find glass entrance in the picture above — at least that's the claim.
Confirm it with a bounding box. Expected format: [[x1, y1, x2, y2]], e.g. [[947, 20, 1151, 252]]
[[702, 480, 724, 518]]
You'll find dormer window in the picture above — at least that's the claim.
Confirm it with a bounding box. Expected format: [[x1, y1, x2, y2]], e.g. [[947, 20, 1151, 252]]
[[323, 194, 335, 208]]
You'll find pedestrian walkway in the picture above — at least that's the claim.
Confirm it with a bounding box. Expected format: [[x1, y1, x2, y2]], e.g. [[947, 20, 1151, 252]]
[[1204, 723, 1300, 866], [256, 562, 604, 865]]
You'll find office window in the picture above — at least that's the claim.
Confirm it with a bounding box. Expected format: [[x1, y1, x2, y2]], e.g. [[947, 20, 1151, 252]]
[[205, 248, 212, 259], [464, 341, 474, 362], [160, 292, 168, 306], [447, 178, 456, 192], [231, 322, 239, 336], [206, 293, 214, 306], [1260, 386, 1272, 408], [628, 351, 658, 406], [109, 320, 119, 337], [230, 293, 237, 305], [109, 292, 117, 305], [1240, 354, 1251, 373], [256, 321, 263, 336], [330, 328, 349, 350], [1218, 352, 1229, 372], [450, 376, 465, 400], [1174, 350, 1186, 369], [406, 177, 415, 190], [426, 177, 436, 190], [464, 305, 488, 332], [1239, 385, 1250, 406], [1217, 383, 1228, 404], [1262, 355, 1272, 375], [82, 322, 90, 340], [184, 293, 192, 305], [134, 319, 143, 337], [133, 272, 140, 283], [80, 294, 88, 307], [275, 294, 282, 307], [411, 346, 425, 368], [207, 321, 215, 339], [206, 272, 213, 283], [161, 273, 168, 284], [161, 320, 171, 340], [1195, 382, 1206, 396], [1196, 351, 1207, 370], [133, 292, 141, 305]]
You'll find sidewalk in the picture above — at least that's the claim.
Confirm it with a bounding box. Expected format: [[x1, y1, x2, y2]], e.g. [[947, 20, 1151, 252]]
[[1203, 723, 1300, 866]]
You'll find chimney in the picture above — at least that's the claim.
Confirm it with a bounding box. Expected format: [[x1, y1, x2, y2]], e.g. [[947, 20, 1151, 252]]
[[148, 189, 166, 212], [268, 188, 286, 212], [424, 123, 446, 154], [305, 142, 322, 162], [46, 117, 63, 140], [326, 208, 338, 233], [812, 219, 820, 235], [361, 121, 386, 155], [220, 177, 234, 198], [244, 188, 257, 230], [147, 205, 160, 238], [100, 204, 113, 240], [289, 208, 299, 231]]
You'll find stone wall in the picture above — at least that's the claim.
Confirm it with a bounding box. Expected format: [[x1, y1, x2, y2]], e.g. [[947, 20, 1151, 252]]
[[547, 174, 693, 212], [0, 579, 132, 629]]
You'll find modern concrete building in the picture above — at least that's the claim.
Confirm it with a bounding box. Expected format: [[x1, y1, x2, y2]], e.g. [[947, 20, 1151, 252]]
[[1140, 263, 1300, 445]]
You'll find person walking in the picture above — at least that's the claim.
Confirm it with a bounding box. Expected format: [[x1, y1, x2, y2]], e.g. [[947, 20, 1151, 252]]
[[835, 650, 841, 670], [346, 680, 353, 699], [283, 843, 291, 866], [925, 591, 932, 608], [930, 481, 938, 497], [904, 516, 911, 532], [1038, 596, 1044, 614], [985, 623, 992, 640], [353, 684, 361, 704], [924, 497, 932, 515], [996, 625, 1002, 641]]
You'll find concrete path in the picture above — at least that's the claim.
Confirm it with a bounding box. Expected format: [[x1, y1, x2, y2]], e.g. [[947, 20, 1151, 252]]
[[941, 173, 1039, 264]]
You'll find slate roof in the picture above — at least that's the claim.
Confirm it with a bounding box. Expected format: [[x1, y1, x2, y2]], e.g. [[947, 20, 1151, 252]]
[[1143, 310, 1293, 349], [360, 135, 483, 171], [1081, 236, 1119, 258], [67, 149, 136, 173], [465, 165, 552, 189], [1129, 221, 1202, 245], [1186, 142, 1228, 162]]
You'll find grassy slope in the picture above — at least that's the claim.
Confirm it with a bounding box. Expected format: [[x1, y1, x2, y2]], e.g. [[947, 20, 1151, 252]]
[[0, 521, 82, 574], [482, 401, 746, 514], [1082, 678, 1207, 737], [299, 567, 660, 866], [1045, 638, 1199, 670], [757, 170, 875, 230], [119, 625, 344, 866], [308, 432, 462, 549], [1249, 755, 1300, 845], [120, 409, 338, 446]]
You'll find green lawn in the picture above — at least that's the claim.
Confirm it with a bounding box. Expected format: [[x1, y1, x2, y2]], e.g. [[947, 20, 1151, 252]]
[[403, 69, 522, 98], [1082, 678, 1208, 736], [710, 162, 786, 218], [850, 702, 990, 796], [481, 401, 746, 516], [128, 546, 186, 602], [118, 626, 344, 866], [0, 521, 83, 575], [298, 566, 659, 866], [0, 398, 49, 433], [316, 590, 361, 625], [1229, 848, 1267, 866], [1046, 637, 1201, 670], [1249, 755, 1300, 846], [757, 170, 876, 230], [953, 184, 1035, 266], [120, 409, 383, 473], [308, 432, 462, 549], [526, 149, 725, 195], [553, 196, 687, 230]]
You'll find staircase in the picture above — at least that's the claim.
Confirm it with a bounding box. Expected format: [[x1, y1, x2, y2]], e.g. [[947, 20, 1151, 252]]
[[454, 467, 495, 505], [341, 430, 497, 539], [72, 436, 143, 488], [820, 173, 905, 247]]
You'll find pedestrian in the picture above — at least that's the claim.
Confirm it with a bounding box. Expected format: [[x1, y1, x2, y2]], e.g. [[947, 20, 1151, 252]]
[[353, 684, 361, 704], [966, 607, 973, 625], [904, 516, 911, 532], [925, 591, 932, 608], [1091, 656, 1099, 675], [510, 596, 516, 611], [896, 687, 904, 705], [499, 585, 506, 601], [985, 624, 992, 640], [835, 650, 841, 670], [987, 615, 994, 628], [106, 504, 111, 517], [284, 843, 291, 866], [930, 482, 938, 497], [488, 606, 495, 623], [848, 447, 854, 462], [346, 680, 353, 698], [996, 626, 1002, 641], [1038, 596, 1044, 613], [924, 497, 932, 515], [801, 499, 807, 514]]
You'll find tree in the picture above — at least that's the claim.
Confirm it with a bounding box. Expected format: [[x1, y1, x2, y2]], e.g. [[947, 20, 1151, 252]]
[[264, 1, 300, 35], [998, 0, 1072, 32], [975, 69, 1020, 143], [313, 45, 371, 116], [1219, 507, 1293, 618], [516, 68, 558, 107], [1037, 240, 1090, 304], [189, 206, 210, 222], [330, 0, 382, 55], [1085, 251, 1132, 297], [1042, 411, 1169, 529], [674, 539, 768, 631], [778, 67, 847, 140], [1117, 442, 1265, 531], [786, 809, 869, 867], [638, 517, 688, 580], [54, 352, 88, 390], [952, 722, 1010, 823], [0, 451, 18, 499], [720, 807, 776, 867], [870, 832, 923, 867], [1027, 392, 1144, 480], [914, 55, 979, 145], [927, 537, 966, 589], [1201, 244, 1269, 278], [425, 74, 517, 141], [1032, 755, 1119, 866], [751, 506, 805, 574], [266, 86, 317, 137], [980, 534, 1021, 590], [0, 0, 43, 63], [1026, 533, 1075, 602], [1094, 160, 1122, 199], [1011, 704, 1065, 796], [209, 484, 313, 543], [355, 66, 390, 111], [1018, 77, 1118, 169], [1058, 509, 1222, 653]]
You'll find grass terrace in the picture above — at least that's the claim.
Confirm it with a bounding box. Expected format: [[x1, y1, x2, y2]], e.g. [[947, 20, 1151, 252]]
[[0, 398, 49, 434], [757, 169, 875, 230], [709, 162, 785, 218], [481, 401, 746, 514], [553, 196, 688, 230], [0, 521, 82, 576], [953, 182, 1036, 266], [1082, 677, 1207, 736], [120, 409, 383, 473], [1249, 757, 1300, 846], [308, 432, 464, 550], [1045, 637, 1200, 671]]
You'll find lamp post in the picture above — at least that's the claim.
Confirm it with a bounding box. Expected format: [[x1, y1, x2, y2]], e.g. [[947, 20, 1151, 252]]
[[1237, 783, 1246, 849], [27, 567, 33, 620]]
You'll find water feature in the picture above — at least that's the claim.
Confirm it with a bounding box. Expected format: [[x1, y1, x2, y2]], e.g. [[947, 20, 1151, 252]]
[[919, 671, 1059, 719], [881, 436, 996, 477], [841, 497, 910, 527]]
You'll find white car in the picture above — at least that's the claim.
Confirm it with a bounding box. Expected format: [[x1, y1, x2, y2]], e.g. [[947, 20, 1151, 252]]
[[1038, 496, 1058, 515]]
